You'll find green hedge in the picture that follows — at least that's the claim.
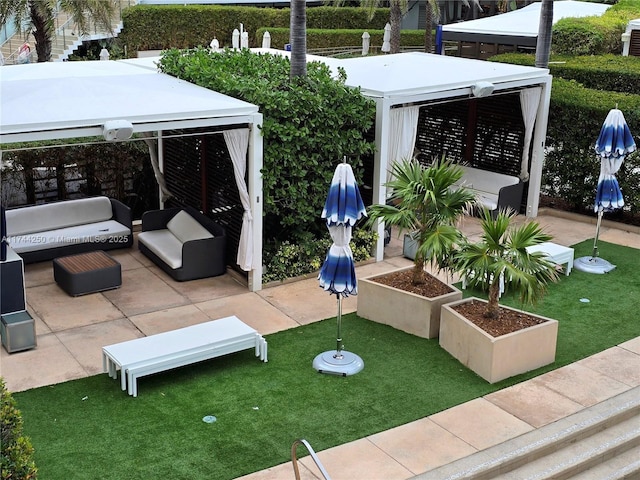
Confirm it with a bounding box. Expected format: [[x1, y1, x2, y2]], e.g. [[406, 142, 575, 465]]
[[553, 0, 640, 55], [544, 77, 640, 214], [119, 5, 390, 53], [492, 53, 640, 94], [258, 27, 424, 51], [491, 53, 640, 217]]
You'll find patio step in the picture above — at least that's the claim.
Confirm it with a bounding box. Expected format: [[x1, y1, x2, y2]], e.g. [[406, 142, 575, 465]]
[[413, 386, 640, 480]]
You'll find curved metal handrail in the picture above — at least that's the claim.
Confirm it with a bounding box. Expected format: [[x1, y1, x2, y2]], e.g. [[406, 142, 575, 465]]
[[291, 438, 332, 480]]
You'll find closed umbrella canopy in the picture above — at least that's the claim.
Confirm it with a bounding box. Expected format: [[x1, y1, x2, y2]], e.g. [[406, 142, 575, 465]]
[[319, 162, 366, 297], [314, 161, 366, 376], [575, 108, 636, 274], [593, 108, 636, 212]]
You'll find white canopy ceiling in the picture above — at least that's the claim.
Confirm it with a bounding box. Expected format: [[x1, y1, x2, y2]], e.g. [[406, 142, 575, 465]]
[[442, 0, 610, 38], [0, 59, 259, 143]]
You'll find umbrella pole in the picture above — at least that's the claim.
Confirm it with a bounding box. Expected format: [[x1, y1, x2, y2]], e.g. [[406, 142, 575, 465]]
[[335, 294, 344, 359], [591, 210, 604, 258]]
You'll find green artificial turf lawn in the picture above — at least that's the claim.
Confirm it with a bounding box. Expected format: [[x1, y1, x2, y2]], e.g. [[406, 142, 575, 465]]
[[12, 240, 639, 480]]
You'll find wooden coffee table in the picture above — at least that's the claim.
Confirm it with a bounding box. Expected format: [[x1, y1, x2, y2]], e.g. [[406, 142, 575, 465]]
[[53, 250, 122, 296]]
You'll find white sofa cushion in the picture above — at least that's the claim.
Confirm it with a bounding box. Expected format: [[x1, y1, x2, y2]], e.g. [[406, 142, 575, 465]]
[[137, 230, 184, 269], [8, 220, 130, 253], [5, 196, 114, 236], [456, 166, 519, 195], [166, 210, 213, 244]]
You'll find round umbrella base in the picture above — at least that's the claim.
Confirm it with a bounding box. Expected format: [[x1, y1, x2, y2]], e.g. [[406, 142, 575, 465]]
[[573, 256, 616, 274], [313, 350, 364, 376]]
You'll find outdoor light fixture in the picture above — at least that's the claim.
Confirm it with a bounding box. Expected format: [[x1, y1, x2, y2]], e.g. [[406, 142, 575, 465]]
[[103, 120, 133, 141], [471, 81, 495, 98]]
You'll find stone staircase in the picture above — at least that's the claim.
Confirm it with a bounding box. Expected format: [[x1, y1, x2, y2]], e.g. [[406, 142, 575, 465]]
[[415, 386, 640, 480], [1, 1, 132, 64]]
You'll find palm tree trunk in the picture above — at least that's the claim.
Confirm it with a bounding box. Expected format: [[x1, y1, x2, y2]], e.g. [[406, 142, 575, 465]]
[[535, 0, 554, 68], [29, 1, 53, 62], [290, 0, 307, 79], [424, 3, 433, 53], [389, 0, 402, 54], [485, 278, 501, 319], [411, 251, 426, 285]]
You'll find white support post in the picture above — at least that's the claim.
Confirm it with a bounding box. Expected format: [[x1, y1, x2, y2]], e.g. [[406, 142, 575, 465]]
[[247, 113, 264, 292], [526, 75, 553, 218], [373, 97, 392, 261]]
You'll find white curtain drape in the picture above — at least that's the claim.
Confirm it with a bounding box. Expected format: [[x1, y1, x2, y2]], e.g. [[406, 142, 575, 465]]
[[223, 128, 253, 271], [387, 106, 421, 183], [519, 87, 542, 182]]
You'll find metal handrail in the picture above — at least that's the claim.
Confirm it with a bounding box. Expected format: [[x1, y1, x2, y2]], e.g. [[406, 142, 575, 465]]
[[291, 438, 332, 480]]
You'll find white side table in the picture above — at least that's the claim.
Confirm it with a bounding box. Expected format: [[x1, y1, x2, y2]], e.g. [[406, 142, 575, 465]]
[[526, 242, 574, 276]]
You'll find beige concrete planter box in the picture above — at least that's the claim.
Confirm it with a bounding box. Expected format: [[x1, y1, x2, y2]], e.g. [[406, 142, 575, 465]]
[[439, 297, 558, 383], [357, 266, 462, 339]]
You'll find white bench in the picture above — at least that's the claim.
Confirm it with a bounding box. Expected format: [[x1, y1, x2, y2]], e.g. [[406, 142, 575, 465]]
[[454, 165, 524, 215], [102, 316, 267, 397]]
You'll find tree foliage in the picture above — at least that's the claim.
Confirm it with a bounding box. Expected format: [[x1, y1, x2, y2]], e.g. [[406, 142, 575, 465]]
[[1, 0, 117, 62], [158, 48, 376, 242], [366, 159, 475, 285], [453, 209, 559, 319], [1, 378, 37, 480]]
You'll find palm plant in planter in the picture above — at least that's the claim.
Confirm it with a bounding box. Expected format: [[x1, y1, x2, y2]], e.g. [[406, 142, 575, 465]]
[[356, 158, 476, 338], [439, 208, 561, 383]]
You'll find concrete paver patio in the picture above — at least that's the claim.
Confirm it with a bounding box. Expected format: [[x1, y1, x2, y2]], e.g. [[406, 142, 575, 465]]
[[1, 210, 639, 479]]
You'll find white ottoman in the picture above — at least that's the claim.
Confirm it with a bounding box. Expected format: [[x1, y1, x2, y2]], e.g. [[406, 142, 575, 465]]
[[526, 242, 574, 275]]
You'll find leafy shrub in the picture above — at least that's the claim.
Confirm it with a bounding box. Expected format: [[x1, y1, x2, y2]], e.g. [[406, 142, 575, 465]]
[[490, 55, 640, 220], [543, 77, 640, 217], [490, 53, 640, 95], [1, 378, 37, 480], [552, 0, 640, 55], [120, 5, 389, 52], [158, 48, 376, 243], [263, 227, 377, 283]]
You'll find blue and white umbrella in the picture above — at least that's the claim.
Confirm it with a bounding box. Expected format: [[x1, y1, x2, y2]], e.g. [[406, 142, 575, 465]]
[[314, 161, 366, 376], [575, 108, 636, 274], [593, 108, 636, 213], [318, 162, 366, 297]]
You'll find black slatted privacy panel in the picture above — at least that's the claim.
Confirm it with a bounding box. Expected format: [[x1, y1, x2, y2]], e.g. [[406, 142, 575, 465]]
[[162, 127, 247, 277], [414, 92, 528, 211], [360, 126, 376, 207], [473, 94, 525, 177], [415, 93, 524, 173], [415, 100, 468, 165]]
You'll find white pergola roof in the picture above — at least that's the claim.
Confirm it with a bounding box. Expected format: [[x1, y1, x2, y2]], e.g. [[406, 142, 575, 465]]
[[326, 51, 548, 100], [0, 59, 259, 143], [254, 48, 549, 101], [0, 58, 264, 292], [442, 0, 610, 38]]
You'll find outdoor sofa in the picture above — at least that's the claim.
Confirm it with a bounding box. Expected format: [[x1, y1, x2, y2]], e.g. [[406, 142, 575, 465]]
[[4, 196, 133, 263], [137, 207, 226, 281], [454, 165, 524, 217]]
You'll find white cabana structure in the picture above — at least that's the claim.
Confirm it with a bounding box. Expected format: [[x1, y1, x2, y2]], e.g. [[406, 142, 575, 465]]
[[255, 49, 552, 261], [442, 0, 610, 59], [336, 52, 552, 260], [0, 59, 264, 291]]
